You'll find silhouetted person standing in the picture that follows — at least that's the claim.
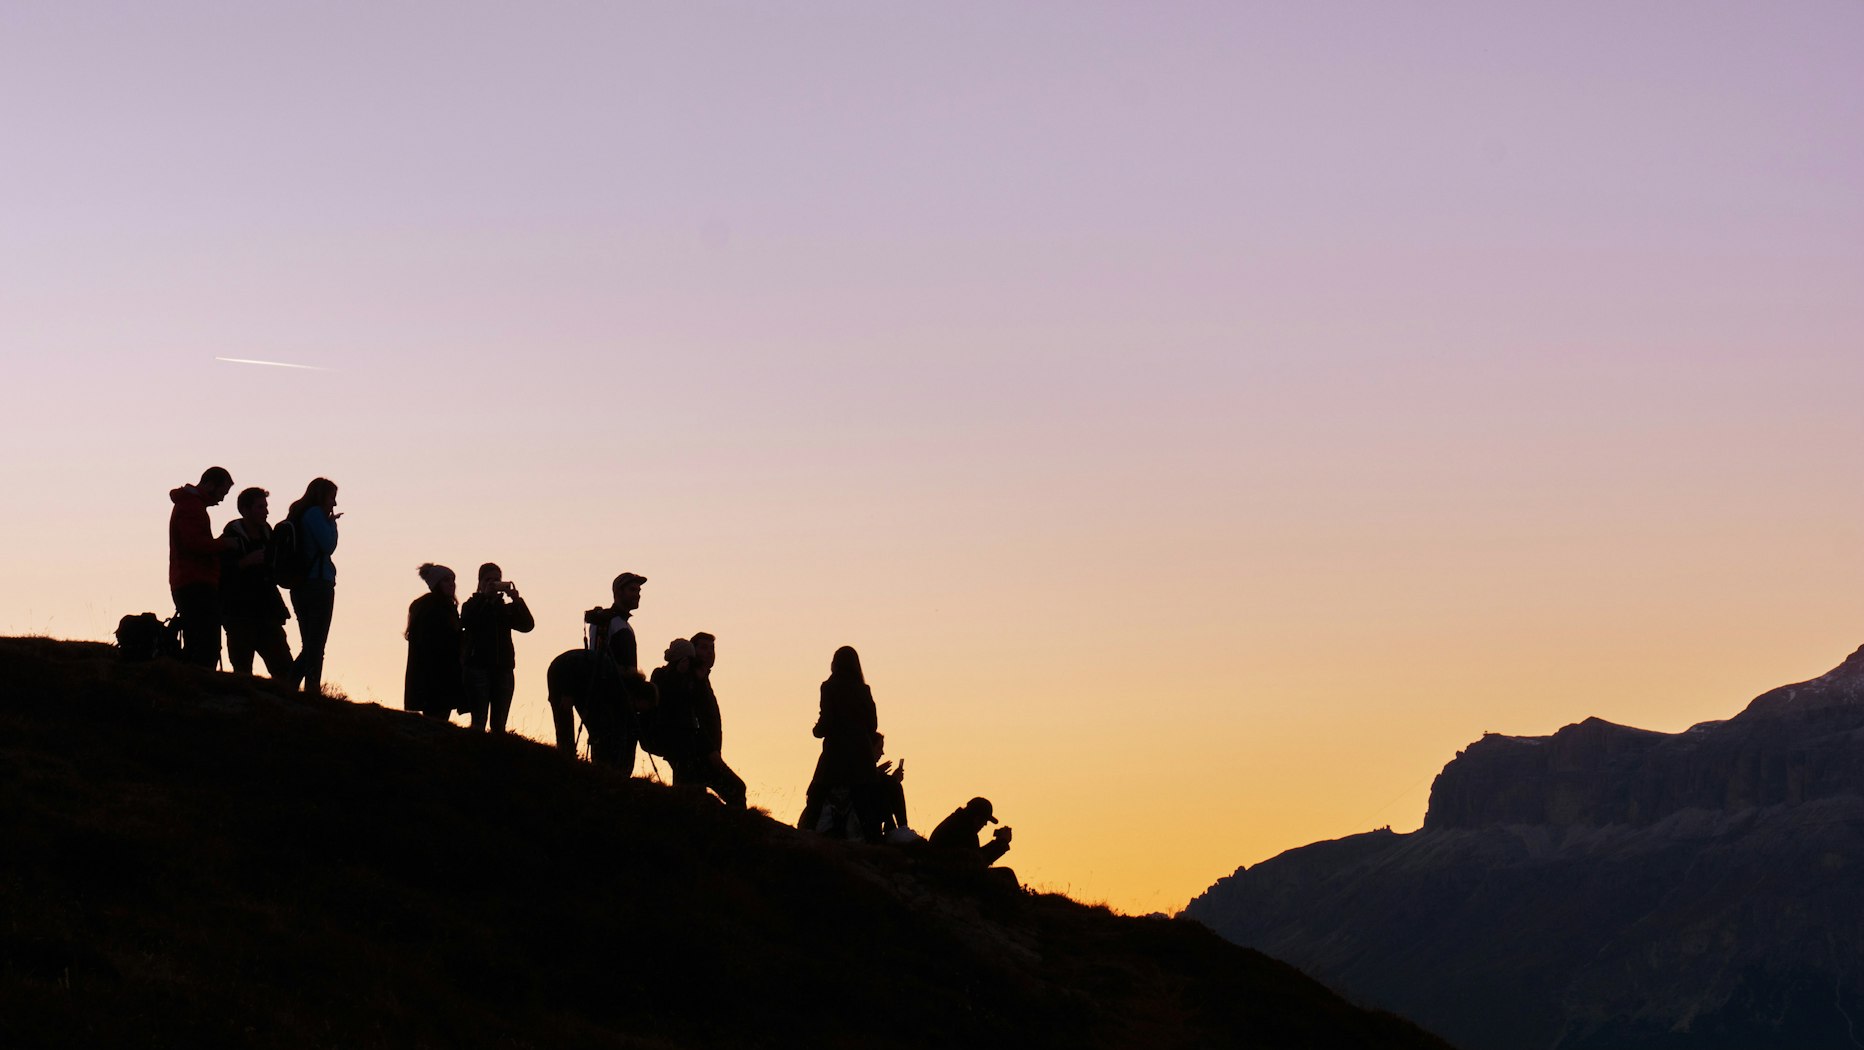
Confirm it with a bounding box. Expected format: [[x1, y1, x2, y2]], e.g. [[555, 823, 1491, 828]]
[[460, 562, 534, 733], [219, 486, 293, 679], [799, 646, 878, 833], [169, 466, 235, 669], [600, 572, 646, 682], [405, 563, 463, 721], [929, 797, 1012, 866], [577, 571, 649, 769], [285, 478, 339, 694]]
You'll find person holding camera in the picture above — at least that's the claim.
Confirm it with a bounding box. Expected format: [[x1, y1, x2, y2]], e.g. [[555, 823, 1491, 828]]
[[929, 797, 1013, 867], [460, 562, 535, 733]]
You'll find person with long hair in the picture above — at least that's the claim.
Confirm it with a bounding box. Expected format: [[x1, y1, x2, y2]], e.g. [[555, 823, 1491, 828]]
[[799, 645, 879, 833], [285, 477, 339, 694], [405, 563, 464, 720]]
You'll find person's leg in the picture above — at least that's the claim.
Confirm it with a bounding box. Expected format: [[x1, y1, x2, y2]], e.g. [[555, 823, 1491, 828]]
[[291, 583, 334, 694], [549, 694, 577, 753], [224, 618, 257, 675], [172, 584, 223, 670], [489, 668, 515, 734], [707, 756, 748, 808], [670, 754, 715, 797], [256, 622, 294, 681], [590, 730, 637, 772], [462, 668, 490, 730], [668, 754, 694, 787]]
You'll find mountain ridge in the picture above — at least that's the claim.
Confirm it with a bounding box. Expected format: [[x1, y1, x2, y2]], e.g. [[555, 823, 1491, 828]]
[[1184, 644, 1864, 1050]]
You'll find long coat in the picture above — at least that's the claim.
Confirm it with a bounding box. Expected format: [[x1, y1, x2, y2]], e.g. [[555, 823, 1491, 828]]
[[404, 593, 463, 717], [808, 677, 878, 795]]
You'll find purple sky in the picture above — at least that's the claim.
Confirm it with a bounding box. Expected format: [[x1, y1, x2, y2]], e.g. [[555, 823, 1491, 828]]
[[3, 2, 1861, 911]]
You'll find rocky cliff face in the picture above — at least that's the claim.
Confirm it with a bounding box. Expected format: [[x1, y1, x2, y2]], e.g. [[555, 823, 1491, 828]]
[[1184, 645, 1864, 1050], [1427, 645, 1864, 831]]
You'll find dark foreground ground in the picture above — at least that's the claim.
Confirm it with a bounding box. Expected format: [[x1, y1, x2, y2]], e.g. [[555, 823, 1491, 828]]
[[0, 637, 1449, 1050]]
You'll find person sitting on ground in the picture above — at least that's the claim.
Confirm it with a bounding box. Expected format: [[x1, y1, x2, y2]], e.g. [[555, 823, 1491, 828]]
[[799, 645, 878, 835], [929, 797, 1012, 867], [404, 563, 464, 721], [459, 562, 534, 733], [680, 632, 747, 808], [219, 486, 293, 679], [169, 466, 236, 669], [853, 732, 910, 843]]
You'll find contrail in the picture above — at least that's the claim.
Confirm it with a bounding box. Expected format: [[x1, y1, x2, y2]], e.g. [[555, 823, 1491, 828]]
[[215, 356, 330, 371]]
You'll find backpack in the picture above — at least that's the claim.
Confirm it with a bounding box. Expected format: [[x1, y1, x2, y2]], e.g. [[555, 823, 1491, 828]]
[[115, 612, 181, 662], [635, 674, 683, 759], [268, 518, 309, 589]]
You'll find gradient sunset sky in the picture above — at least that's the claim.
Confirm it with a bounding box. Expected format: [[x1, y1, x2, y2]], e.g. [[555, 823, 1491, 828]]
[[4, 2, 1861, 913]]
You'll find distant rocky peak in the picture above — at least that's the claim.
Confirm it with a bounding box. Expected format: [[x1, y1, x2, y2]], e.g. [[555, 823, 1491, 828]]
[[1424, 644, 1864, 831], [1736, 643, 1864, 720]]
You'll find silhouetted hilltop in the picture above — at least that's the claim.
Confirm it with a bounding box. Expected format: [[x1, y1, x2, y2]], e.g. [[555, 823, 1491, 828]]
[[1184, 645, 1864, 1050], [0, 638, 1445, 1050]]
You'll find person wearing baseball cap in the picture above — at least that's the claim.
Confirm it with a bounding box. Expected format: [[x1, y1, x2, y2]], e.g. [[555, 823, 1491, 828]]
[[604, 572, 648, 679], [567, 571, 651, 770], [929, 796, 1012, 866]]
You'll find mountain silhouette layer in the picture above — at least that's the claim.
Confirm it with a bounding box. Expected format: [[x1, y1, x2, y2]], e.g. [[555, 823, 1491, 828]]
[[1184, 644, 1864, 1050], [0, 638, 1446, 1050]]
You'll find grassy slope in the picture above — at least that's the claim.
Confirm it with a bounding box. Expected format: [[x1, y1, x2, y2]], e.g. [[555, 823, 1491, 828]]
[[0, 638, 1449, 1050]]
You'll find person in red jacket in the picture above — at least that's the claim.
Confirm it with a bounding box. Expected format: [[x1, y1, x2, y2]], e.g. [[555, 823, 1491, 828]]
[[169, 466, 235, 669]]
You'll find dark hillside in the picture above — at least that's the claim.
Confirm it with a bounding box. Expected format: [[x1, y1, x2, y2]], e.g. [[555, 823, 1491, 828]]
[[0, 638, 1447, 1050]]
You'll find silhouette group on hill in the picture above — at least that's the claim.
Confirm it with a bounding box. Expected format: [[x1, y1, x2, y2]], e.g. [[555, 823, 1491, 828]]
[[149, 465, 1012, 869], [165, 468, 338, 695]]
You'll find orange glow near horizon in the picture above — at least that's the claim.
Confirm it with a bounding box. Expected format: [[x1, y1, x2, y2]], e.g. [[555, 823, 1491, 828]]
[[3, 2, 1862, 914]]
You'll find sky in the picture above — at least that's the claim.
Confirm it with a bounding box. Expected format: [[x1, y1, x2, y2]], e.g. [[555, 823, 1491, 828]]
[[2, 1, 1861, 914]]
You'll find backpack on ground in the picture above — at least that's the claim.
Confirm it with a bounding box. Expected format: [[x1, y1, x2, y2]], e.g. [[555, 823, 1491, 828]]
[[268, 518, 309, 589], [115, 612, 182, 662]]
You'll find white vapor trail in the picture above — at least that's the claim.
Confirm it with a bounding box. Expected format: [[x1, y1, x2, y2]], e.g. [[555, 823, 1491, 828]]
[[214, 356, 331, 371]]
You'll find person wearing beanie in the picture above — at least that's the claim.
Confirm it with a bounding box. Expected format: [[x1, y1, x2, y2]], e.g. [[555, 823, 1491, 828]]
[[404, 563, 463, 720], [647, 637, 701, 766]]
